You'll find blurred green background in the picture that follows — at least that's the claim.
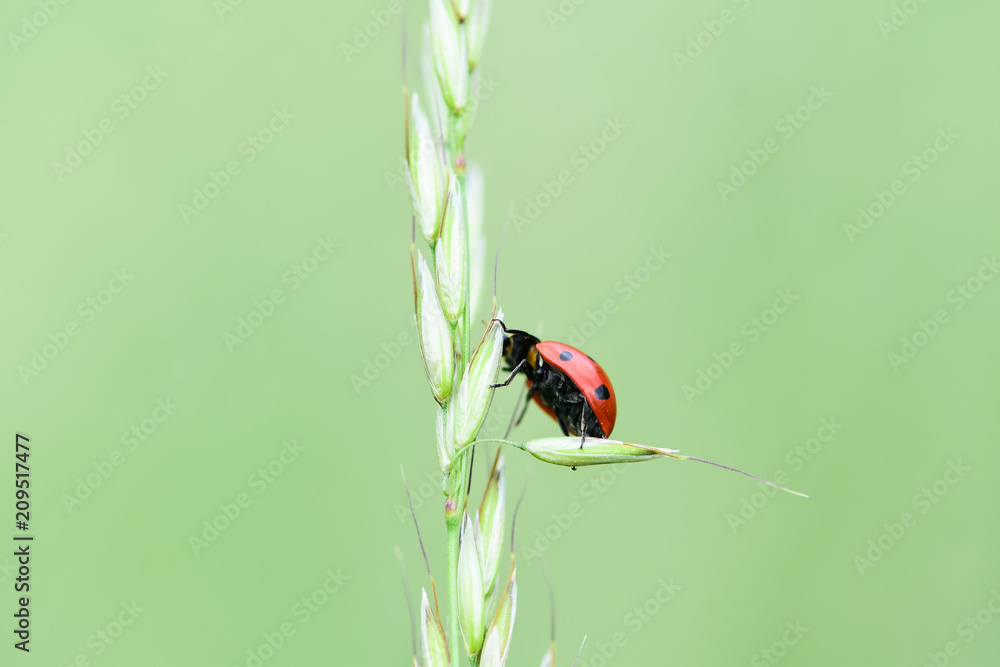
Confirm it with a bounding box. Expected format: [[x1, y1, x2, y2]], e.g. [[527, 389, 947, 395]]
[[1, 0, 999, 665]]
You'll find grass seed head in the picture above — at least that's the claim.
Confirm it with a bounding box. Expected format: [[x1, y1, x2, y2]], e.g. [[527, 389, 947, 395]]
[[454, 313, 504, 446], [413, 250, 456, 402], [478, 457, 506, 595], [421, 24, 449, 146], [525, 438, 681, 467], [479, 626, 503, 667], [464, 0, 492, 71], [458, 512, 486, 656], [407, 93, 449, 244], [451, 0, 476, 22], [420, 589, 450, 667], [435, 404, 455, 472], [492, 565, 517, 663], [435, 177, 468, 323], [430, 0, 469, 114]]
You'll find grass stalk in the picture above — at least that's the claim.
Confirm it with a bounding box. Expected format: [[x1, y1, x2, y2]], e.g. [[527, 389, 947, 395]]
[[407, 2, 514, 665], [446, 511, 462, 667]]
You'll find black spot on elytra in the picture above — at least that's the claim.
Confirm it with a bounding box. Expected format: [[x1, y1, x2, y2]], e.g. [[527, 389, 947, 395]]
[[559, 351, 573, 361], [594, 384, 610, 400]]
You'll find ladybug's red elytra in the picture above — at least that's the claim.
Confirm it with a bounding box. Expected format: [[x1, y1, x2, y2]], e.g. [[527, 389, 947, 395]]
[[491, 322, 617, 440]]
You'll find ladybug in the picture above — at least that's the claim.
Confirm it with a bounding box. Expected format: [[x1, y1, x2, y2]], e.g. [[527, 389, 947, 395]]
[[491, 322, 617, 442], [486, 320, 809, 496]]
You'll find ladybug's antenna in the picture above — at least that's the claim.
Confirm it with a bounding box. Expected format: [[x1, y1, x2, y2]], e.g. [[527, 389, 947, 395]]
[[665, 453, 808, 498]]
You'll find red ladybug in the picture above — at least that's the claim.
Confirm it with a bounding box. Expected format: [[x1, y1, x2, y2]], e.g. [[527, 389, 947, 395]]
[[491, 322, 617, 441]]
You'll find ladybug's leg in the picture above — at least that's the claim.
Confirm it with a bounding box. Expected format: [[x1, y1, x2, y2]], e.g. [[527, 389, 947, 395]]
[[578, 408, 587, 449], [501, 382, 532, 438], [514, 385, 535, 427], [491, 359, 530, 389]]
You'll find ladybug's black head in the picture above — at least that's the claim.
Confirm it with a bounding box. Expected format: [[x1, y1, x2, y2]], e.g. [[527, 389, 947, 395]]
[[500, 327, 540, 375]]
